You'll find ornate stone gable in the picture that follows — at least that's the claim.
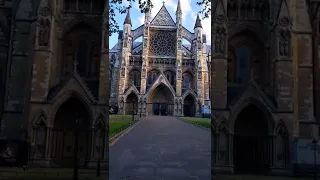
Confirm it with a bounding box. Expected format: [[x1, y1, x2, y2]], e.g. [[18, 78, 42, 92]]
[[150, 5, 176, 26]]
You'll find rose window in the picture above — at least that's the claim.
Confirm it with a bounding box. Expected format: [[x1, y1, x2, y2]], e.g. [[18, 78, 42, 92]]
[[149, 32, 176, 56]]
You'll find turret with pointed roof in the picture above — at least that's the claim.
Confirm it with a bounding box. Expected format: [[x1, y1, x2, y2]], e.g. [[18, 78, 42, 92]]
[[123, 11, 132, 25], [176, 0, 182, 14], [194, 14, 202, 29]]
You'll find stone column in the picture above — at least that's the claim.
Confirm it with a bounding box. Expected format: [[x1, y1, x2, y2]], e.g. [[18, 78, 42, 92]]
[[212, 0, 229, 170], [289, 0, 314, 138]]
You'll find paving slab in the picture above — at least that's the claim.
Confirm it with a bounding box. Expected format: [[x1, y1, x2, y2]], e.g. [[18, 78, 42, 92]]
[[109, 115, 211, 179]]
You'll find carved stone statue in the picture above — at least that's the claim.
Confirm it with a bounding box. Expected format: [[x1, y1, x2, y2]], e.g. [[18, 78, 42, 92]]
[[142, 65, 146, 78], [38, 18, 51, 47], [120, 67, 125, 77]]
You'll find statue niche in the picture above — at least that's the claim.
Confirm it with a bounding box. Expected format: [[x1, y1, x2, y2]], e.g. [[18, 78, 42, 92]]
[[38, 18, 51, 47]]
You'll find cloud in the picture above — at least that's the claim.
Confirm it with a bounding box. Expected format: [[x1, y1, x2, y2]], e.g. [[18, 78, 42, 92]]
[[138, 16, 145, 25], [180, 0, 192, 23], [202, 14, 211, 44]]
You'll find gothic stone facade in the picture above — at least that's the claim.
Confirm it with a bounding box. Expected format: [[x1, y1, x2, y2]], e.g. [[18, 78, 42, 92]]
[[210, 0, 320, 174], [109, 3, 211, 117], [0, 0, 109, 168]]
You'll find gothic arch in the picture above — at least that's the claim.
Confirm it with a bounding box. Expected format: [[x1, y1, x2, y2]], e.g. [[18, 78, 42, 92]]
[[148, 82, 175, 100], [32, 109, 48, 128], [62, 16, 101, 36], [182, 89, 197, 101], [49, 90, 94, 124], [93, 112, 106, 129], [229, 25, 266, 46], [124, 87, 139, 101], [218, 121, 229, 134], [229, 97, 275, 134]]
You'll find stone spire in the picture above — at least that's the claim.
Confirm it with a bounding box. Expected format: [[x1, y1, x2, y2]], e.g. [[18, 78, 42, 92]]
[[194, 14, 202, 29], [124, 11, 132, 25], [176, 0, 182, 13]]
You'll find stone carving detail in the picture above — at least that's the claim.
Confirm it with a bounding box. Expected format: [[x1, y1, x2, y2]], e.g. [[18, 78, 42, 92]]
[[198, 70, 202, 80], [178, 27, 182, 38], [215, 15, 225, 24], [149, 32, 176, 56], [0, 26, 6, 43], [177, 39, 182, 49], [143, 38, 148, 48], [38, 18, 51, 47], [150, 6, 175, 26], [278, 29, 291, 57], [141, 64, 146, 78], [197, 36, 202, 50], [177, 69, 181, 80], [214, 27, 226, 54], [38, 7, 51, 16], [149, 58, 175, 67], [276, 122, 288, 166], [279, 17, 289, 27], [218, 131, 228, 163], [144, 25, 149, 36], [120, 67, 125, 77]]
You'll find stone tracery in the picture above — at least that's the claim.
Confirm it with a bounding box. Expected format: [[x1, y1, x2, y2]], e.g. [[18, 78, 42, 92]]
[[149, 31, 176, 56]]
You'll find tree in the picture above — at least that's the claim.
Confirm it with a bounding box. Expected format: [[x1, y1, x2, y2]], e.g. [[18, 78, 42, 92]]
[[109, 0, 211, 36]]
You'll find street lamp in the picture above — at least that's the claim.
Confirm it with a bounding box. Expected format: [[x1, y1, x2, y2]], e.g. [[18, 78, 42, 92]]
[[206, 51, 211, 101]]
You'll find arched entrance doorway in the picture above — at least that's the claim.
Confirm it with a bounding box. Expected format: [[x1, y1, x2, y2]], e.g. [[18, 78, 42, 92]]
[[148, 84, 174, 116], [126, 92, 138, 115], [51, 97, 91, 168], [233, 104, 271, 174], [183, 95, 195, 117]]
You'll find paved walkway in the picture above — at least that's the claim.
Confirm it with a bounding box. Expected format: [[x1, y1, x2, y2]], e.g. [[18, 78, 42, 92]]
[[109, 116, 211, 180]]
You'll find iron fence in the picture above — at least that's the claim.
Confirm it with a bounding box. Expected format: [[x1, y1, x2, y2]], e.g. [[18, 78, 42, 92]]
[[0, 127, 107, 172]]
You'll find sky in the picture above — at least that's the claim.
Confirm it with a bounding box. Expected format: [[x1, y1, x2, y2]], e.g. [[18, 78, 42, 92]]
[[109, 0, 211, 49]]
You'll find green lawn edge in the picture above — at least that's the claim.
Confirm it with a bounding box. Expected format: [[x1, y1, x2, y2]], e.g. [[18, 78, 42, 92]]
[[179, 117, 211, 129], [109, 119, 136, 139]]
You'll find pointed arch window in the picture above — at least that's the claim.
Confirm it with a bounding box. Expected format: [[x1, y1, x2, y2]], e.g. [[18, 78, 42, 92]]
[[129, 70, 141, 88], [165, 71, 175, 86], [147, 74, 152, 84], [147, 70, 159, 85], [236, 46, 250, 84], [75, 39, 89, 77], [183, 75, 190, 88]]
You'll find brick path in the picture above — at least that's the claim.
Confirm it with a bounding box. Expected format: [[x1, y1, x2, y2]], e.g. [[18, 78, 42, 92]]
[[109, 115, 211, 180]]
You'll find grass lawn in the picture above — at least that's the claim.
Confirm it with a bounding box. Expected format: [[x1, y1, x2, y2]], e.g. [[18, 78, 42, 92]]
[[109, 115, 133, 120], [179, 117, 211, 129], [109, 120, 135, 138]]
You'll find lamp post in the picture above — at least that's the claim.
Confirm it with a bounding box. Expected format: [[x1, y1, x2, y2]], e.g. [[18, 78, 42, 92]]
[[73, 113, 81, 180], [206, 52, 211, 101]]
